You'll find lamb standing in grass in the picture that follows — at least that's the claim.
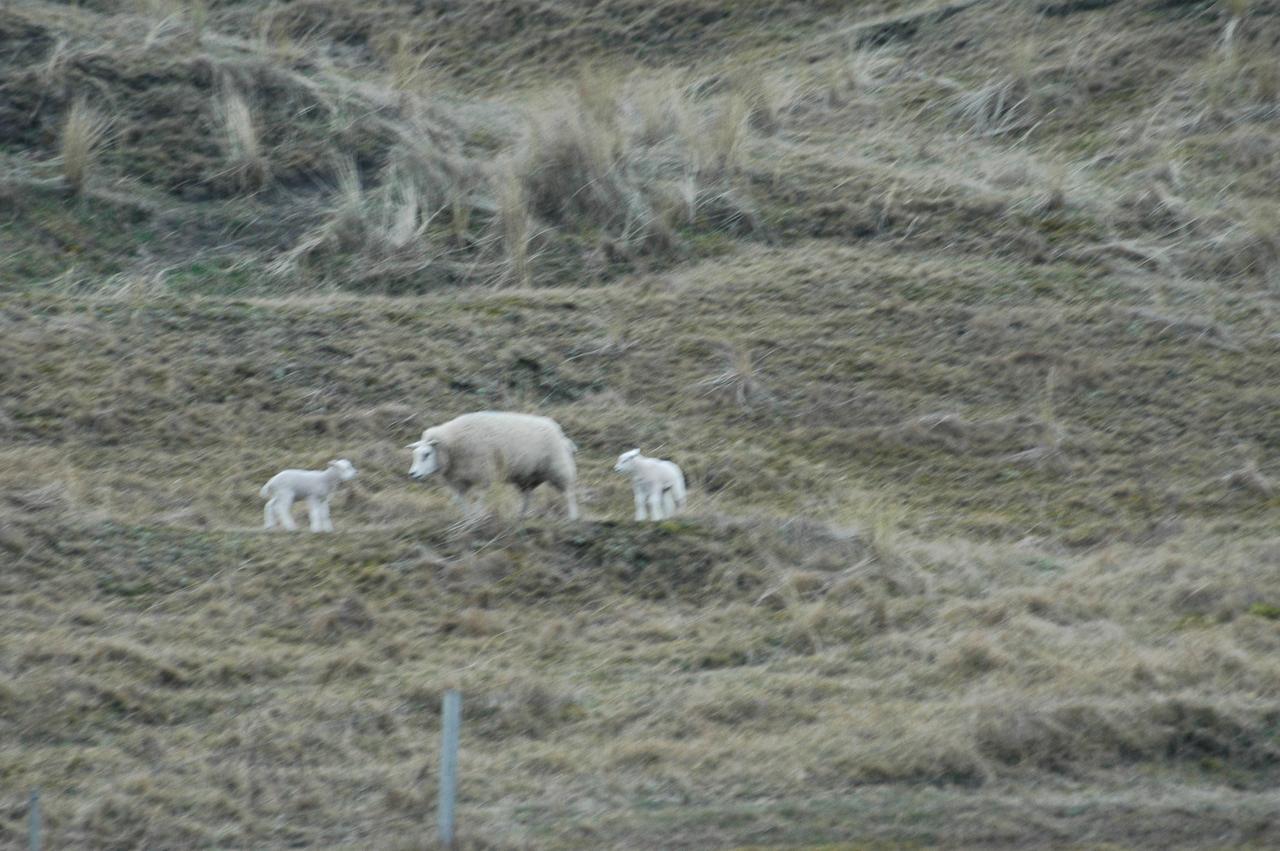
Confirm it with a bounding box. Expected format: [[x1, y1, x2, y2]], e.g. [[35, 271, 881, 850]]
[[260, 459, 358, 532], [407, 411, 579, 520], [614, 449, 686, 521]]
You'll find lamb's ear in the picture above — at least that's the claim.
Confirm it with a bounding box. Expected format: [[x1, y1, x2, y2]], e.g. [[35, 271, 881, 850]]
[[406, 441, 422, 449]]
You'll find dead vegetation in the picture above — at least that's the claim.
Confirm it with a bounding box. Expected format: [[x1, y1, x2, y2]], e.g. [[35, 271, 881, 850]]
[[59, 96, 110, 196], [215, 84, 268, 193], [4, 0, 1280, 846], [4, 499, 1280, 846]]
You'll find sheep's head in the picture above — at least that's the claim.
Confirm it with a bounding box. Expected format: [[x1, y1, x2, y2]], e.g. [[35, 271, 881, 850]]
[[329, 459, 358, 481], [407, 438, 443, 480], [614, 448, 642, 473]]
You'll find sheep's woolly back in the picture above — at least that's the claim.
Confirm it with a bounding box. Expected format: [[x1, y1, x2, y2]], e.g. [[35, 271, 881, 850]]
[[423, 411, 577, 491]]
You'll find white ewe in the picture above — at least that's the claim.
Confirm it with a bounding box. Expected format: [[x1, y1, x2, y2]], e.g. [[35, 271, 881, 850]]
[[260, 459, 358, 532], [614, 449, 686, 521], [407, 411, 579, 520]]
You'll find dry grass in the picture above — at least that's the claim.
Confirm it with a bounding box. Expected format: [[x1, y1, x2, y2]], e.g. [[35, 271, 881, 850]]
[[697, 93, 751, 177], [695, 343, 773, 409], [59, 97, 110, 196], [6, 0, 1280, 846], [494, 159, 531, 287], [384, 33, 436, 94], [950, 76, 1034, 137], [4, 484, 1280, 846], [269, 156, 444, 284], [216, 86, 268, 193], [503, 73, 758, 262], [622, 69, 695, 146], [822, 46, 898, 107], [518, 84, 628, 226]]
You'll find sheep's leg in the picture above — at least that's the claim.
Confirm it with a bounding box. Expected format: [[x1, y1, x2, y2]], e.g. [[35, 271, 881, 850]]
[[647, 489, 664, 521], [519, 490, 533, 518], [263, 497, 277, 530], [564, 488, 579, 522], [633, 484, 647, 521], [276, 494, 298, 530], [450, 488, 473, 518]]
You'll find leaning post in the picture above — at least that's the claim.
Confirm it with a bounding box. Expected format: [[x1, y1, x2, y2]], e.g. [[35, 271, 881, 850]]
[[28, 790, 41, 851], [438, 690, 462, 847]]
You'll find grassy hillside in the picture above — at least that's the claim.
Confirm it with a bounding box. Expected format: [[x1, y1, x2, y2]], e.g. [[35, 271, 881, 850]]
[[2, 0, 1280, 847]]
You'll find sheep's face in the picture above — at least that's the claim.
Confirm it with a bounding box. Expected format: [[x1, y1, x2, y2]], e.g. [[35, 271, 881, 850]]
[[614, 449, 641, 474], [407, 441, 440, 480], [329, 459, 358, 481]]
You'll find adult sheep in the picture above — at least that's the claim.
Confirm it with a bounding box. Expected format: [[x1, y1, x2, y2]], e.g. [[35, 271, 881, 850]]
[[407, 411, 579, 520]]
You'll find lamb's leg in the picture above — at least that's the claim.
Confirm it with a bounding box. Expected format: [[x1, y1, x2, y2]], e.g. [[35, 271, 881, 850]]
[[662, 488, 677, 518], [319, 498, 334, 532], [633, 484, 647, 521], [264, 497, 277, 529], [276, 493, 297, 530], [306, 496, 323, 532], [519, 490, 533, 518], [648, 489, 664, 521]]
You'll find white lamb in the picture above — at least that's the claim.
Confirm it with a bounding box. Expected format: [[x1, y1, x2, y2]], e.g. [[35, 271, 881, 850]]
[[407, 411, 579, 520], [260, 459, 358, 532], [614, 449, 686, 521]]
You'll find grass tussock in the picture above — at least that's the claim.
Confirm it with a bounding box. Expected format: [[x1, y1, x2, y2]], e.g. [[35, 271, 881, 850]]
[[494, 159, 532, 287], [822, 47, 899, 107], [262, 66, 762, 289], [512, 73, 759, 247], [59, 97, 110, 195], [216, 86, 268, 193]]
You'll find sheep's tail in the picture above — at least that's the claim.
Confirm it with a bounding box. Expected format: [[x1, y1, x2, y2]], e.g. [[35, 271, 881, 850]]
[[564, 438, 578, 454], [259, 482, 272, 499]]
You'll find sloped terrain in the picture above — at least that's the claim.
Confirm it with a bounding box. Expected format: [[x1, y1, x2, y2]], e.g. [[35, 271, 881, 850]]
[[2, 0, 1280, 847]]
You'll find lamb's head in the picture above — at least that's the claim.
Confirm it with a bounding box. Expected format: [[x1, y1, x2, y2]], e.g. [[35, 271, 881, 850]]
[[328, 459, 358, 481], [407, 437, 445, 480], [614, 448, 642, 474]]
